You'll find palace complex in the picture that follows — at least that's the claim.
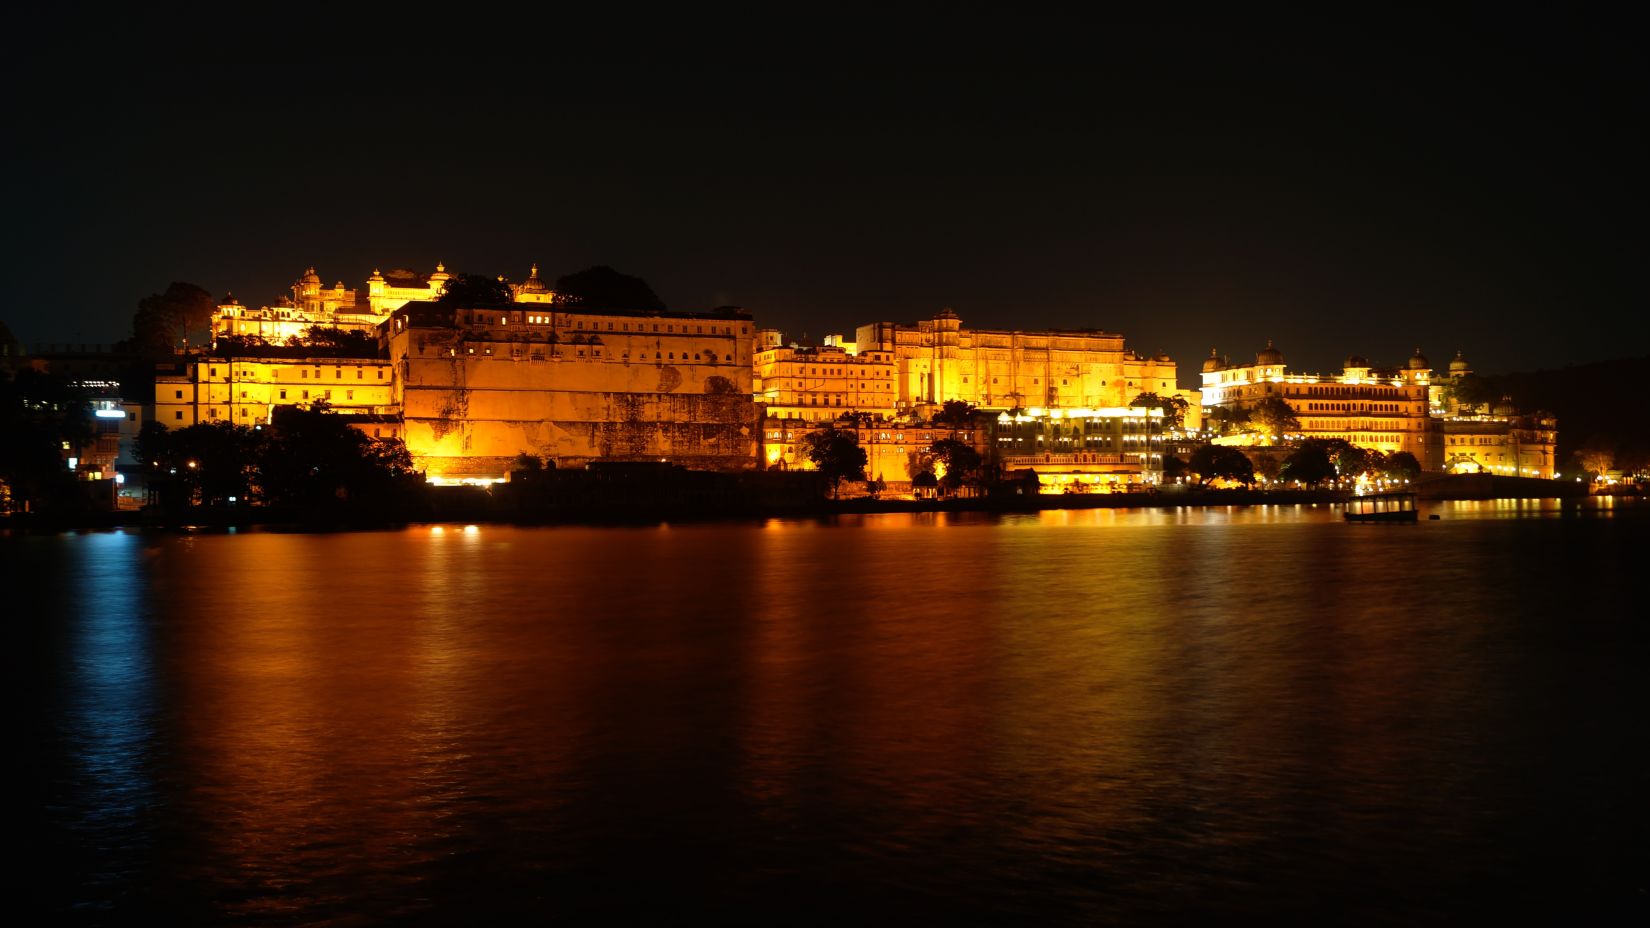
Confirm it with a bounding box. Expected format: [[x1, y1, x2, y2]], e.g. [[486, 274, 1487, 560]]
[[1200, 343, 1558, 477], [9, 259, 1561, 501]]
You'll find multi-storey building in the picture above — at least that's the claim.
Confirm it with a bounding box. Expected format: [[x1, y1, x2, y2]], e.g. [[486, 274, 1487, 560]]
[[154, 356, 399, 437], [854, 310, 1178, 411], [760, 416, 989, 488], [753, 330, 898, 420], [1199, 342, 1442, 467], [993, 407, 1168, 491], [1441, 411, 1559, 478], [387, 301, 758, 481]]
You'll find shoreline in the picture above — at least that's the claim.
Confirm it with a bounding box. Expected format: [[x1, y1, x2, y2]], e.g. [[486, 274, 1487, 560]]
[[3, 485, 1628, 534]]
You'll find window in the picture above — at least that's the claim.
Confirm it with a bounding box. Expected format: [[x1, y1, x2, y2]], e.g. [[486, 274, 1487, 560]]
[[175, 411, 183, 420], [302, 370, 308, 378], [280, 390, 287, 399], [357, 369, 363, 379], [175, 390, 183, 399], [302, 390, 310, 399], [346, 390, 354, 400]]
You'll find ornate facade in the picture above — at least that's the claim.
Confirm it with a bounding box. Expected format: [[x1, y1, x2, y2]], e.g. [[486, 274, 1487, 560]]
[[753, 330, 898, 420], [1200, 342, 1442, 466], [854, 311, 1177, 411]]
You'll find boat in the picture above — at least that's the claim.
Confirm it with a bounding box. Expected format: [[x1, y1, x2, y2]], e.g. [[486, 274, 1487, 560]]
[[1343, 491, 1418, 523]]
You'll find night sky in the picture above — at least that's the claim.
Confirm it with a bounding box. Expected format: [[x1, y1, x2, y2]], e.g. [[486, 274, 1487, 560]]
[[6, 17, 1643, 386]]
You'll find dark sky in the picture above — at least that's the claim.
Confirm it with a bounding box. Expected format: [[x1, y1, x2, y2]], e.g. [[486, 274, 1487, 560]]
[[6, 17, 1643, 387]]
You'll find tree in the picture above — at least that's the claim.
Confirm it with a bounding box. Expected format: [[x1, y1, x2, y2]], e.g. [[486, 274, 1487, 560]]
[[798, 427, 867, 498], [1207, 404, 1251, 436], [1383, 451, 1420, 481], [554, 266, 666, 311], [933, 400, 976, 429], [1247, 396, 1300, 444], [1162, 454, 1188, 481], [927, 438, 982, 492], [137, 421, 265, 507], [1280, 443, 1335, 486], [1129, 391, 1189, 430], [1576, 435, 1615, 479], [127, 282, 215, 355], [297, 325, 380, 357], [258, 403, 417, 510], [1188, 444, 1255, 486], [435, 273, 514, 307]]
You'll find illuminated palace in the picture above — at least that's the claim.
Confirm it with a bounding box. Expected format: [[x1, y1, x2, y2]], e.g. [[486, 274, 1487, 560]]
[[756, 313, 1181, 489], [388, 293, 758, 482], [1435, 351, 1559, 478], [1200, 344, 1559, 477], [212, 264, 454, 344], [855, 310, 1181, 411], [753, 331, 898, 421]]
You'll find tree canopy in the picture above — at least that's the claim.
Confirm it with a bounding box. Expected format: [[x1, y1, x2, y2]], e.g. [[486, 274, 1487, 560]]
[[1188, 444, 1255, 485], [1128, 391, 1190, 430], [554, 266, 666, 311], [127, 282, 215, 355], [436, 273, 514, 307], [1247, 396, 1301, 444], [932, 400, 977, 428], [927, 438, 982, 491], [1280, 443, 1335, 486], [798, 427, 867, 496]]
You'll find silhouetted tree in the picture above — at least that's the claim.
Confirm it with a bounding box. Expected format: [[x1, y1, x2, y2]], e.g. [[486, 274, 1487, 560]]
[[1162, 454, 1188, 481], [436, 273, 514, 307], [258, 403, 416, 510], [1129, 391, 1189, 430], [554, 266, 666, 311], [799, 427, 867, 498], [137, 420, 265, 507], [933, 400, 977, 429], [1188, 444, 1255, 486], [927, 438, 982, 492], [1281, 443, 1335, 486], [1383, 451, 1420, 481], [127, 282, 215, 355]]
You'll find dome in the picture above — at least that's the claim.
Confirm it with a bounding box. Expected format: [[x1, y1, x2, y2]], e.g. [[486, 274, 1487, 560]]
[[1449, 350, 1471, 373], [1408, 347, 1429, 370], [517, 263, 549, 293], [1153, 350, 1173, 363], [1344, 354, 1369, 369], [1201, 348, 1223, 373], [300, 266, 321, 285], [1493, 395, 1516, 416], [1256, 339, 1284, 366]]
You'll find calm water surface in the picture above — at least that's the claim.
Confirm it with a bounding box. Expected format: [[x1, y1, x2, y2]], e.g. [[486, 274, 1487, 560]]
[[13, 501, 1647, 923]]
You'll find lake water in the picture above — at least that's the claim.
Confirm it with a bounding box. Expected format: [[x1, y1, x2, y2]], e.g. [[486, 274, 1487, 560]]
[[12, 500, 1646, 923]]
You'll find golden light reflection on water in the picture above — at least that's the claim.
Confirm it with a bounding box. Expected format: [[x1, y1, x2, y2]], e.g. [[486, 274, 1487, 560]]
[[38, 500, 1637, 920]]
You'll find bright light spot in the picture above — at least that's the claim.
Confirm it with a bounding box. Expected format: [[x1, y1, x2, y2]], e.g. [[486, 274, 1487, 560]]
[[430, 525, 445, 534], [463, 525, 479, 534]]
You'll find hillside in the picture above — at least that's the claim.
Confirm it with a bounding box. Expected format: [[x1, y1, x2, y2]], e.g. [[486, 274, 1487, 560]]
[[1475, 356, 1650, 473]]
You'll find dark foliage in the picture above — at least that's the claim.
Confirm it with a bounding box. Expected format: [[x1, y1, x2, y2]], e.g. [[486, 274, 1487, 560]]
[[435, 273, 514, 308], [125, 282, 215, 355], [1188, 444, 1256, 485], [799, 427, 867, 497], [554, 266, 666, 311], [0, 369, 93, 511], [1280, 443, 1335, 486]]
